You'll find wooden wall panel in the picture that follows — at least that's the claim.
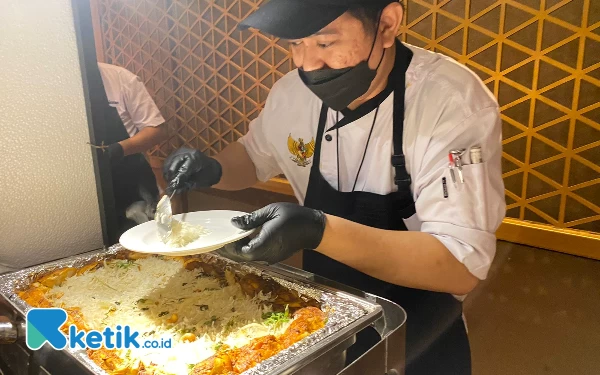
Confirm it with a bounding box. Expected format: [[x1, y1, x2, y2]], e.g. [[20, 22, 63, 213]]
[[96, 0, 600, 241], [96, 0, 293, 159]]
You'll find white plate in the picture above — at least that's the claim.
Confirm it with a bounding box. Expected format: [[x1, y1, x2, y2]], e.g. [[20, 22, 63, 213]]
[[119, 210, 254, 256]]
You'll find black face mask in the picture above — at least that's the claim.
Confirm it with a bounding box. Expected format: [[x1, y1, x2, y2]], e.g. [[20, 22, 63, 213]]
[[298, 19, 384, 111]]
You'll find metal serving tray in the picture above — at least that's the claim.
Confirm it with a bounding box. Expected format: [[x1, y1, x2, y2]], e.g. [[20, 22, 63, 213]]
[[0, 245, 405, 375]]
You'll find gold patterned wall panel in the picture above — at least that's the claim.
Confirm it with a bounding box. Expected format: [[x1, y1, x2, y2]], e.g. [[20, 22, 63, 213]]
[[399, 0, 600, 234], [96, 0, 600, 236], [97, 0, 294, 158]]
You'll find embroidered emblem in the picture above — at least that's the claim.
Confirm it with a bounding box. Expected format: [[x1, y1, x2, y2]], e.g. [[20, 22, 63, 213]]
[[287, 134, 315, 167]]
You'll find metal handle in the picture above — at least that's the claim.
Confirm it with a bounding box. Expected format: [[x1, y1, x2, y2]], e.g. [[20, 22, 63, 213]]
[[340, 294, 406, 375], [0, 315, 24, 344], [269, 263, 407, 375]]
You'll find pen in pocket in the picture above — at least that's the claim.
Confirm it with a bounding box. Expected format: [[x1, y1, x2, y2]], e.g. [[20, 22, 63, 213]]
[[470, 146, 483, 164], [448, 154, 457, 184], [442, 177, 449, 198]]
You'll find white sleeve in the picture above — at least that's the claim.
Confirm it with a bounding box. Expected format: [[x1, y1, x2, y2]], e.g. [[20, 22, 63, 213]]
[[237, 104, 283, 182], [123, 75, 165, 131], [411, 106, 506, 280]]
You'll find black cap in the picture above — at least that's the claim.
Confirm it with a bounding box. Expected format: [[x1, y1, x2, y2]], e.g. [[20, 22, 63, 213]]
[[239, 0, 396, 40]]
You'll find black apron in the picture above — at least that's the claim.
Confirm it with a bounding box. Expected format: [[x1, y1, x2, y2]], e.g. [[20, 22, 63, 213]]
[[98, 80, 159, 236], [303, 42, 471, 375]]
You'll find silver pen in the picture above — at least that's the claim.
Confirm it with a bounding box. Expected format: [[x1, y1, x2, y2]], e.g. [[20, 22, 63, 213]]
[[450, 149, 466, 184], [448, 153, 457, 184]]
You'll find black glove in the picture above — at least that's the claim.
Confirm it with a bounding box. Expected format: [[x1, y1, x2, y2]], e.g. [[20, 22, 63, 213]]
[[107, 142, 124, 166], [216, 203, 327, 264], [163, 148, 222, 195]]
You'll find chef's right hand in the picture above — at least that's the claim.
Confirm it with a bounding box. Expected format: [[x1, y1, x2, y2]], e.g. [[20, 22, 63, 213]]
[[163, 148, 222, 195], [216, 203, 326, 265]]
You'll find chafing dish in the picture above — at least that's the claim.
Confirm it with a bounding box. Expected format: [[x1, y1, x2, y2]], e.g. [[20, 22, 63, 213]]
[[0, 245, 406, 375]]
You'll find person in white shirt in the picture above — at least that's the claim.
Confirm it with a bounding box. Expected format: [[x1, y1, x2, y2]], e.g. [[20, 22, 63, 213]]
[[97, 63, 168, 233], [163, 1, 506, 374]]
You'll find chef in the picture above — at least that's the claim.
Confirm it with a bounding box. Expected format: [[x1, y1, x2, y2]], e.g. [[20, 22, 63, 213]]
[[163, 1, 506, 374], [97, 62, 168, 233]]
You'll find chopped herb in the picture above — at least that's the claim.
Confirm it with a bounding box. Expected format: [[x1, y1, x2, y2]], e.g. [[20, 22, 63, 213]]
[[179, 327, 197, 334], [158, 311, 169, 317], [178, 298, 186, 302], [204, 316, 218, 326], [263, 305, 290, 328], [114, 301, 121, 305], [101, 306, 116, 325], [213, 342, 223, 351], [143, 330, 156, 337], [230, 307, 236, 313], [196, 304, 209, 311], [203, 287, 218, 291], [224, 318, 236, 332], [113, 260, 136, 270], [182, 283, 188, 286], [136, 298, 147, 304], [187, 364, 195, 370], [140, 308, 149, 311]]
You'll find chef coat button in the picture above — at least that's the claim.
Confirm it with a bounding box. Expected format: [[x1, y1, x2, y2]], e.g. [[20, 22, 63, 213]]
[[325, 134, 333, 142]]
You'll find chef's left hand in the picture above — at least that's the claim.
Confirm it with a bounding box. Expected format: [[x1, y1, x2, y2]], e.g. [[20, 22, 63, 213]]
[[217, 203, 327, 264]]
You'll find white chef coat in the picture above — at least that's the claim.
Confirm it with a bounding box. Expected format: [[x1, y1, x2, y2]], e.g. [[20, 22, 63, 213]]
[[239, 43, 506, 281], [98, 63, 165, 137]]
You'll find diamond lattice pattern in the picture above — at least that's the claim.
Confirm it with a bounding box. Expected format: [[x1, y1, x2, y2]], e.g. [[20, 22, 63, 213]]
[[98, 0, 600, 233]]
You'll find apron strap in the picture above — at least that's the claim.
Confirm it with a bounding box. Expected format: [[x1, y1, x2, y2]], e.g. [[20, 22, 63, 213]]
[[391, 42, 414, 194], [313, 104, 329, 167], [308, 42, 416, 219]]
